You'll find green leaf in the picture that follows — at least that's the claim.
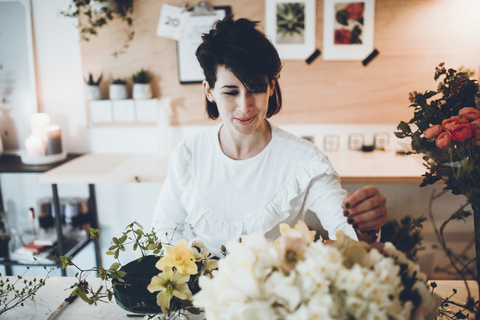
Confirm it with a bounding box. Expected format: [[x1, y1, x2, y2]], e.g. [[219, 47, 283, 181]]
[[106, 250, 115, 256], [110, 262, 120, 271], [397, 121, 412, 135], [336, 9, 348, 26]]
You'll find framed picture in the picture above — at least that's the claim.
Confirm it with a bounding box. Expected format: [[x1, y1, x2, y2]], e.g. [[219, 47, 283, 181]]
[[265, 0, 316, 60], [322, 0, 375, 61], [177, 5, 231, 84]]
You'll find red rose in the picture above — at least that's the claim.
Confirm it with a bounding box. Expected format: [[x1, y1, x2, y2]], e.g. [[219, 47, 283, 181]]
[[423, 125, 443, 139], [345, 3, 364, 20], [436, 132, 452, 148], [451, 123, 473, 141], [459, 107, 480, 121], [442, 116, 468, 131], [334, 29, 352, 44]]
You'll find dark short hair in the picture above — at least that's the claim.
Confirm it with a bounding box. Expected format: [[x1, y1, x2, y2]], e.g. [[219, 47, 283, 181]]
[[195, 17, 283, 120]]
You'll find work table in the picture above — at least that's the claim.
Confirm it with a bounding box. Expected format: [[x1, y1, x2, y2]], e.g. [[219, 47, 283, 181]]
[[38, 150, 425, 185]]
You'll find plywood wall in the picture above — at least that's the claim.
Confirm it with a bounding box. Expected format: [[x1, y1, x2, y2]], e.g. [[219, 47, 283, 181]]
[[78, 0, 480, 126]]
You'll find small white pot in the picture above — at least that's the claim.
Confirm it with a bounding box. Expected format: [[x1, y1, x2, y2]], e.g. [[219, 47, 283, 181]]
[[85, 85, 102, 101], [133, 83, 152, 100], [109, 84, 128, 100]]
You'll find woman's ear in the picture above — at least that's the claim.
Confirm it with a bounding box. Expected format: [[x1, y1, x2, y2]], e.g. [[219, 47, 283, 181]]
[[203, 80, 214, 102], [269, 79, 276, 97]]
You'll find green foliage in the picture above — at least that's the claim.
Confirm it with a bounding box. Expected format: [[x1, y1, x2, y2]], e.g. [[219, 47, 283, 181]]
[[381, 215, 426, 261], [0, 258, 54, 315], [131, 69, 153, 84], [61, 221, 163, 306], [85, 73, 102, 85], [111, 78, 127, 85], [59, 0, 134, 56], [395, 63, 480, 207]]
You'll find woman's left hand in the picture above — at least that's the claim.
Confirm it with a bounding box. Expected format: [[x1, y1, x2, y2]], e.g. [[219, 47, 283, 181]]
[[341, 186, 387, 239]]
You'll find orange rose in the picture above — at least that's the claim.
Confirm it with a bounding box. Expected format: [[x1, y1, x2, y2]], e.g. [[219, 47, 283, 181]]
[[459, 107, 480, 121], [451, 123, 473, 141], [423, 125, 443, 139], [442, 116, 468, 131], [436, 132, 452, 148]]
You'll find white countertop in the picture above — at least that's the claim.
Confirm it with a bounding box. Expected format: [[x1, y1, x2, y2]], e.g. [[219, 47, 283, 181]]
[[1, 276, 477, 319], [38, 150, 425, 185]]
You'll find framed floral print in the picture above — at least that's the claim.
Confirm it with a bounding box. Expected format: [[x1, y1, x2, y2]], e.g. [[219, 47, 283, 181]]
[[265, 0, 316, 60], [322, 0, 375, 61]]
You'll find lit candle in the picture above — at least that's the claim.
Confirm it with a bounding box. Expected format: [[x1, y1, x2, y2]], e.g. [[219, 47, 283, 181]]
[[25, 135, 45, 157], [44, 125, 63, 155], [30, 113, 50, 140]]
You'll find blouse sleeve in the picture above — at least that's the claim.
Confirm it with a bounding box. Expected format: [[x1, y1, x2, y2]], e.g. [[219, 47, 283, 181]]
[[151, 145, 190, 244], [304, 160, 358, 240]]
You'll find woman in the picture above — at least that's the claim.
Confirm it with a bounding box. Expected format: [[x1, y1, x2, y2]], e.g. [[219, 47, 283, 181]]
[[152, 17, 387, 256]]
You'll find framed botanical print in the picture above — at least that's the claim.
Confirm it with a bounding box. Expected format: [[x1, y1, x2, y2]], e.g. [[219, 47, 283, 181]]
[[322, 0, 375, 61], [265, 0, 316, 60]]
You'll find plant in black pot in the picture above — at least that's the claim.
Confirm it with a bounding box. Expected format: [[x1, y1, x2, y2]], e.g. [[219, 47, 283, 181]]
[[61, 222, 218, 318]]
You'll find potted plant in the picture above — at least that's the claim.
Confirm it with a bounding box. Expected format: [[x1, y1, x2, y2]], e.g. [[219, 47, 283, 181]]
[[59, 0, 134, 57], [131, 69, 153, 100], [109, 78, 128, 100], [85, 73, 103, 101], [61, 222, 217, 318]]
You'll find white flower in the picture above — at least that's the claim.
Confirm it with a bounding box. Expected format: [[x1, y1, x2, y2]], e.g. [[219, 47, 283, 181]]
[[264, 270, 301, 312], [193, 221, 441, 320], [189, 238, 209, 261]]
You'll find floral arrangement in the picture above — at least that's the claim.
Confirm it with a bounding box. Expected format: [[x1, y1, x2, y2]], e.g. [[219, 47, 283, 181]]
[[395, 63, 480, 207], [62, 222, 217, 318], [147, 238, 217, 315], [193, 221, 440, 320]]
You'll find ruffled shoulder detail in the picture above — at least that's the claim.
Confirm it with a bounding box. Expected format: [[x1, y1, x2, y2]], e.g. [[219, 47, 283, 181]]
[[180, 152, 336, 243]]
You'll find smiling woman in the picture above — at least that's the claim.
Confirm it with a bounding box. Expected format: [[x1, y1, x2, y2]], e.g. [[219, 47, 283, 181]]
[[151, 16, 388, 257]]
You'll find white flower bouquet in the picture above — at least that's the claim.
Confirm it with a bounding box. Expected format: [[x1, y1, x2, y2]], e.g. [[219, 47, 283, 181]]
[[193, 221, 441, 320]]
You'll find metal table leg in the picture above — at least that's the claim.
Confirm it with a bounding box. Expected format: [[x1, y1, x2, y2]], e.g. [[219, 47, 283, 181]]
[[88, 184, 102, 269], [51, 184, 66, 276]]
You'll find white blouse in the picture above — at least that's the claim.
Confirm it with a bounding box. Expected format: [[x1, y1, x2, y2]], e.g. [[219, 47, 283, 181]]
[[152, 123, 356, 256]]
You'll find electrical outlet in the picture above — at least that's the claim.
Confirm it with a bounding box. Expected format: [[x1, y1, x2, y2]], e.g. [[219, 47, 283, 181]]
[[349, 134, 364, 150], [324, 135, 339, 151], [375, 133, 390, 149]]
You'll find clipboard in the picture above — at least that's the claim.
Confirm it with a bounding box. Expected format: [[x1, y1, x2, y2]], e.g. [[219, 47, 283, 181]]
[[177, 2, 231, 84]]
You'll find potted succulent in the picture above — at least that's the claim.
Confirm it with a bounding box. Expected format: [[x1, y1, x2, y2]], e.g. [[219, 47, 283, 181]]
[[131, 69, 153, 100], [85, 73, 103, 101], [109, 78, 128, 100], [59, 0, 134, 57]]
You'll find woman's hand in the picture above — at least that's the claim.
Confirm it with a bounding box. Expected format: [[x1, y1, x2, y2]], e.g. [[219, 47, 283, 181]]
[[341, 186, 387, 243]]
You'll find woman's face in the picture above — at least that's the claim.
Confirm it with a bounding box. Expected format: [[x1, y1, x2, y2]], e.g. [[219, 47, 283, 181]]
[[203, 65, 275, 136]]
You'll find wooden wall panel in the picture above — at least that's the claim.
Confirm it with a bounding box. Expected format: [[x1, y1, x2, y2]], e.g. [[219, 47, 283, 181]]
[[78, 0, 480, 126]]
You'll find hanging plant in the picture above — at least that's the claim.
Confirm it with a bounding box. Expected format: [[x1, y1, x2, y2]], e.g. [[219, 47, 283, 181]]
[[60, 0, 134, 57]]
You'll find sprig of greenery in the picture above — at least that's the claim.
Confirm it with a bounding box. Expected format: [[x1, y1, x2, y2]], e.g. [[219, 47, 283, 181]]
[[61, 223, 164, 306], [59, 0, 134, 57], [0, 260, 55, 315]]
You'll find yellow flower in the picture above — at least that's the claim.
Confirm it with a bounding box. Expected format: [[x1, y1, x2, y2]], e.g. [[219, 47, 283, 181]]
[[147, 267, 192, 314], [275, 220, 317, 245], [156, 239, 198, 275]]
